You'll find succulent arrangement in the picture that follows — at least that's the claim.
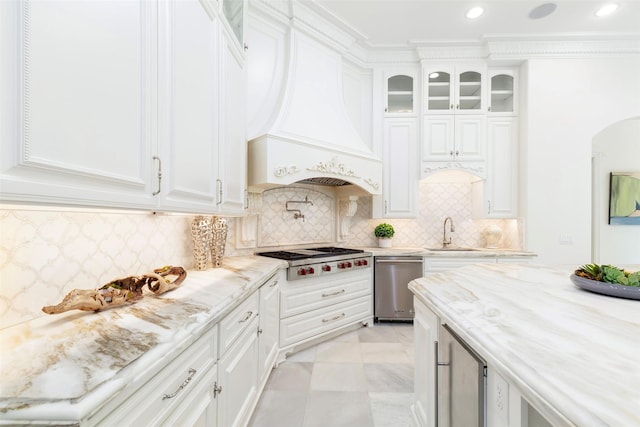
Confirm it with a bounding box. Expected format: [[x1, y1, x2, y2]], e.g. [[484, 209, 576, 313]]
[[575, 264, 640, 287], [374, 223, 395, 239]]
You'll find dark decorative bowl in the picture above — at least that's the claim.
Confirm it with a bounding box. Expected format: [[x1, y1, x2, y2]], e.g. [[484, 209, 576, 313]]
[[570, 274, 640, 300]]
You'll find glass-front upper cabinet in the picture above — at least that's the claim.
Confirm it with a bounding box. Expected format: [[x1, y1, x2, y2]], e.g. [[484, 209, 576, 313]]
[[426, 70, 452, 112], [489, 70, 517, 115], [385, 72, 417, 115], [457, 70, 482, 112], [424, 65, 485, 114], [222, 0, 244, 47]]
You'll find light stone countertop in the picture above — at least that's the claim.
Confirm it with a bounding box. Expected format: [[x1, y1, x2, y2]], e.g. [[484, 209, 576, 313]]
[[360, 246, 537, 258], [409, 263, 640, 427], [0, 256, 287, 423]]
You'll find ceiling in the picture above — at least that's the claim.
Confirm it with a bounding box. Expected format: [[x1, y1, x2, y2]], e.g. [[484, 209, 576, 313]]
[[309, 0, 640, 46]]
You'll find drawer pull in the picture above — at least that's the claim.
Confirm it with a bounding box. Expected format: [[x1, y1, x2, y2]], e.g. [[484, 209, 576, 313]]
[[238, 311, 253, 323], [163, 368, 196, 400], [322, 313, 346, 323], [270, 279, 279, 287], [322, 289, 346, 298]]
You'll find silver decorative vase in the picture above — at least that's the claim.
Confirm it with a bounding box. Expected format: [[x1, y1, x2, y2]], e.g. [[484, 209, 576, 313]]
[[211, 217, 228, 268], [191, 216, 213, 270]]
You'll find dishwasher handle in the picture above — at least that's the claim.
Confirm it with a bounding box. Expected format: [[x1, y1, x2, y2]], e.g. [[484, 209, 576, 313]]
[[375, 259, 423, 264]]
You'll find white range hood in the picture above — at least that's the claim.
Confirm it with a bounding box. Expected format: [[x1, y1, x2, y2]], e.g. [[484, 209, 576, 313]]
[[247, 26, 382, 194]]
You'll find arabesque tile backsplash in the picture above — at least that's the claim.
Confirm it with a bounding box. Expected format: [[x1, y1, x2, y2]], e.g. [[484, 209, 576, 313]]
[[0, 180, 523, 328]]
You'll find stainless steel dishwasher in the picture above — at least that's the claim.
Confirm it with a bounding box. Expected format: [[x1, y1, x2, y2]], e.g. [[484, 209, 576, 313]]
[[374, 256, 423, 321]]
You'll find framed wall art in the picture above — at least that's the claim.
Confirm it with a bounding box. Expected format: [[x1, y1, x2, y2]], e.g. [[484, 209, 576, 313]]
[[609, 172, 640, 225]]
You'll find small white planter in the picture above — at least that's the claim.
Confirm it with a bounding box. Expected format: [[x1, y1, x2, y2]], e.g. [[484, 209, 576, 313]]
[[378, 238, 393, 248]]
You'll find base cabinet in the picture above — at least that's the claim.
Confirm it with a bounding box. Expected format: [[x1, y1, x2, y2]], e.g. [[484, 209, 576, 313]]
[[258, 271, 281, 388], [413, 299, 439, 427], [217, 316, 260, 427], [92, 327, 218, 427]]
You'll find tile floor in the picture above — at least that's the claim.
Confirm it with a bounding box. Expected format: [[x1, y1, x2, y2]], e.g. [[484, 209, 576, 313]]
[[249, 322, 414, 427]]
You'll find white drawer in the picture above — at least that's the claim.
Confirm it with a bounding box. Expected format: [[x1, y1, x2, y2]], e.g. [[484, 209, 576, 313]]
[[280, 275, 371, 319], [96, 327, 217, 427], [280, 295, 372, 348], [219, 291, 259, 356]]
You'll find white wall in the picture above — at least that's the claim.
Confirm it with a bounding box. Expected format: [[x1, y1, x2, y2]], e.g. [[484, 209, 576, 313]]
[[592, 118, 640, 264], [521, 57, 640, 264]]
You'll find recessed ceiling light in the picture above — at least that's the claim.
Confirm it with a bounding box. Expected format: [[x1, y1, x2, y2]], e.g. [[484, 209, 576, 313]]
[[465, 7, 484, 20], [529, 3, 557, 20], [595, 3, 619, 17]]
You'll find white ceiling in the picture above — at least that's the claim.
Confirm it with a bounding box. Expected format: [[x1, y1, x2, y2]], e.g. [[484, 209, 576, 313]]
[[309, 0, 640, 46]]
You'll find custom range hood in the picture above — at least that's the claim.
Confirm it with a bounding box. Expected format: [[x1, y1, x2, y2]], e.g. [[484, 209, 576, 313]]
[[247, 19, 382, 195]]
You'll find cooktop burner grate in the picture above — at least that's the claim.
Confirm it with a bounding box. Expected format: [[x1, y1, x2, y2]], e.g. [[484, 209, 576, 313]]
[[255, 247, 364, 261]]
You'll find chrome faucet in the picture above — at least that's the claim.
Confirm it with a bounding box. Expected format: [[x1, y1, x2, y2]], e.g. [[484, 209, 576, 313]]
[[442, 216, 455, 247]]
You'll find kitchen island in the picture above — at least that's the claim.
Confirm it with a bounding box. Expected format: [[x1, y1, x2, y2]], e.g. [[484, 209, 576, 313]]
[[409, 263, 640, 427]]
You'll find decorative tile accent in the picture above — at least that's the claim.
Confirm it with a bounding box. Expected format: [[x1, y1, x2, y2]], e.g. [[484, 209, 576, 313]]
[[258, 187, 335, 247]]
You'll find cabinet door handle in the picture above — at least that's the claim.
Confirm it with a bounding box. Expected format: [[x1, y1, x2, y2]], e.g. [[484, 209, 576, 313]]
[[322, 313, 346, 323], [213, 382, 222, 398], [244, 43, 249, 51], [216, 179, 223, 205], [487, 200, 491, 214], [322, 289, 345, 298], [238, 310, 253, 323], [152, 156, 162, 196], [163, 368, 196, 400], [456, 104, 459, 109], [384, 200, 388, 214], [384, 107, 388, 112], [455, 150, 459, 156], [449, 104, 453, 110], [449, 150, 454, 157]]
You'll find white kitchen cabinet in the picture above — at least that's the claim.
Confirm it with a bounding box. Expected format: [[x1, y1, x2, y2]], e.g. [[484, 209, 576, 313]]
[[217, 292, 260, 427], [384, 71, 418, 116], [216, 23, 248, 214], [278, 269, 372, 350], [422, 114, 486, 177], [488, 69, 518, 116], [412, 298, 439, 427], [218, 315, 259, 427], [0, 0, 156, 209], [92, 327, 218, 427], [424, 64, 486, 114], [0, 0, 247, 215], [422, 115, 485, 162], [373, 118, 418, 218], [258, 271, 280, 388], [156, 0, 219, 213], [472, 118, 518, 218]]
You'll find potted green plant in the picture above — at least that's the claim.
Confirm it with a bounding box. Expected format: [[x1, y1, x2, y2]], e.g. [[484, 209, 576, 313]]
[[374, 223, 395, 248]]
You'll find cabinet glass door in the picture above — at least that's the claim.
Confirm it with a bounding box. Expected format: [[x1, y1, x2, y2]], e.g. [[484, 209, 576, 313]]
[[387, 75, 413, 113], [427, 71, 451, 111], [490, 74, 514, 113], [457, 71, 482, 111], [223, 0, 243, 45]]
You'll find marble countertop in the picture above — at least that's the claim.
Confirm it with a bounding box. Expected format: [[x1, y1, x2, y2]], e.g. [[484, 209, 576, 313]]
[[409, 263, 640, 427], [360, 246, 536, 258], [0, 256, 287, 422]]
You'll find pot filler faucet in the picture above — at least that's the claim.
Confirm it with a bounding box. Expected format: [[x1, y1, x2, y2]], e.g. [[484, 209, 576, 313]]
[[442, 216, 455, 247]]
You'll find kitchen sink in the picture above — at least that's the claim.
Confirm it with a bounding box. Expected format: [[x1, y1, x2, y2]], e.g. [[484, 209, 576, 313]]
[[426, 247, 477, 251]]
